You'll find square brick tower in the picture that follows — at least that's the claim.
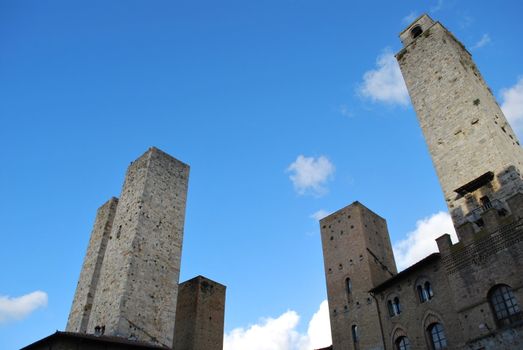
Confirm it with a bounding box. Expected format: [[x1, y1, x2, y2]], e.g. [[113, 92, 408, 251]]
[[320, 202, 397, 350], [173, 276, 226, 350], [396, 14, 523, 232], [66, 147, 189, 347]]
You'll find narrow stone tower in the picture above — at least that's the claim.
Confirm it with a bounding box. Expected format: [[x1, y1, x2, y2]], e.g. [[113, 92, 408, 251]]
[[66, 197, 118, 333], [320, 202, 396, 350], [396, 14, 523, 232], [70, 147, 190, 347]]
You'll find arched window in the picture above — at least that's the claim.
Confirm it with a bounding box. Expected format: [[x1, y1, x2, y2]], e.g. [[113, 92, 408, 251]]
[[393, 297, 401, 315], [388, 300, 395, 316], [425, 282, 434, 299], [417, 280, 434, 303], [428, 323, 447, 349], [411, 25, 423, 39], [489, 284, 522, 327], [396, 336, 411, 350], [352, 324, 359, 349], [388, 297, 401, 316]]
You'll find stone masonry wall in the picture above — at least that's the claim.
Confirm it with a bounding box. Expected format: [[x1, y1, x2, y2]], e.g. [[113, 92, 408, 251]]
[[397, 15, 523, 227], [437, 192, 523, 349], [173, 276, 226, 350], [374, 259, 463, 349], [66, 197, 118, 333], [87, 147, 190, 347], [320, 202, 396, 350]]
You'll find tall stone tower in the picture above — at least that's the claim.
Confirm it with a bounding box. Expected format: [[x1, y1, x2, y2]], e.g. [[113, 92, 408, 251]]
[[67, 147, 190, 348], [396, 14, 523, 231], [320, 202, 397, 350]]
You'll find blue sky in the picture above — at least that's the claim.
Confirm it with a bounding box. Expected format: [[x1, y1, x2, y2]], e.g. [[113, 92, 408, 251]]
[[1, 1, 523, 349]]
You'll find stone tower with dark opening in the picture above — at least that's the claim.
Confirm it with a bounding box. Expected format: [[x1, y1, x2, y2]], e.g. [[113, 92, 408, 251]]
[[397, 14, 523, 233], [320, 202, 397, 350], [320, 14, 523, 350]]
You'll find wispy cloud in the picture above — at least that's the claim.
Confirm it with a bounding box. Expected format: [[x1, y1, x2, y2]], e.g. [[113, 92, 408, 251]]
[[501, 77, 523, 134], [393, 212, 457, 271], [431, 0, 444, 13], [224, 300, 331, 350], [310, 210, 331, 221], [402, 11, 418, 25], [287, 155, 335, 196], [358, 48, 409, 106], [472, 34, 491, 49], [0, 291, 48, 324], [338, 104, 353, 118], [459, 15, 474, 29]]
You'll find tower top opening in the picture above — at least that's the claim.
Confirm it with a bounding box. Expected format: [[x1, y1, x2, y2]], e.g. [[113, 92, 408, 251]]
[[399, 14, 435, 47]]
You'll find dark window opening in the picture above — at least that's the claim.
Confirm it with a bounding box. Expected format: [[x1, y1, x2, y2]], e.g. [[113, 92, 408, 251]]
[[428, 323, 448, 349], [352, 325, 359, 347], [396, 336, 411, 350], [480, 196, 492, 210], [94, 325, 105, 336], [388, 297, 402, 316], [394, 297, 401, 315], [489, 285, 522, 327], [419, 281, 434, 302], [411, 25, 423, 39], [454, 171, 494, 196], [475, 218, 485, 227], [346, 278, 352, 296]]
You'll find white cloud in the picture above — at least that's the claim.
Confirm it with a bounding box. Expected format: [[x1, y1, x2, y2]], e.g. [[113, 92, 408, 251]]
[[358, 49, 410, 106], [501, 77, 523, 132], [224, 300, 331, 350], [311, 210, 331, 221], [393, 212, 457, 271], [402, 11, 418, 25], [305, 300, 331, 349], [0, 291, 48, 324], [472, 34, 491, 49], [287, 155, 335, 196]]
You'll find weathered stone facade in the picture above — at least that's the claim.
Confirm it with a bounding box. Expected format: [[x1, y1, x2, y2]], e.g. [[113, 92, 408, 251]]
[[65, 147, 191, 348], [62, 147, 226, 350], [321, 14, 523, 350], [173, 276, 226, 350], [397, 14, 523, 229], [66, 197, 118, 333], [320, 202, 397, 350], [85, 148, 190, 347]]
